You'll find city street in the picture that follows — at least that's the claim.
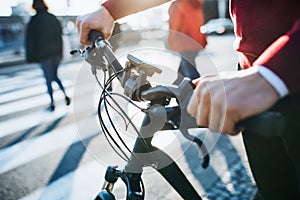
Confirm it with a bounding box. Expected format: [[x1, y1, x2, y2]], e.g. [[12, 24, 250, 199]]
[[0, 34, 257, 200]]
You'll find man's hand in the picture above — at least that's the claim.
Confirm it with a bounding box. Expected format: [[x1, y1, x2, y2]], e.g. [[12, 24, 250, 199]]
[[76, 6, 115, 45], [187, 69, 280, 135]]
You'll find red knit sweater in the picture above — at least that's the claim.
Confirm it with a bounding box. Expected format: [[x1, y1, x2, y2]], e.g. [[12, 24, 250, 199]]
[[102, 0, 300, 94]]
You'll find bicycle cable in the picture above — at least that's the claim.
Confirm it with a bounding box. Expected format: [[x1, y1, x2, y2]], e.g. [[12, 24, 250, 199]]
[[95, 67, 153, 163]]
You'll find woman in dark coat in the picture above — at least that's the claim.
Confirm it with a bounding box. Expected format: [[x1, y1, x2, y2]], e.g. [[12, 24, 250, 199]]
[[25, 0, 70, 111]]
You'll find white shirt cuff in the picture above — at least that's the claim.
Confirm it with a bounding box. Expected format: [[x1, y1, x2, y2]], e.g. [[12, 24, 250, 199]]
[[252, 65, 289, 98]]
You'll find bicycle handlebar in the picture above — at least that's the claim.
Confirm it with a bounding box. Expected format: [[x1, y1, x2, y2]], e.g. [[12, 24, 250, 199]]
[[235, 111, 285, 136], [88, 30, 105, 42], [140, 78, 285, 137], [80, 30, 286, 137]]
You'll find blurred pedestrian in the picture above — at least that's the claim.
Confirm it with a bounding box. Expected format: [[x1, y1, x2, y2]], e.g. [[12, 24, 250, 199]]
[[167, 0, 207, 85], [25, 0, 70, 111]]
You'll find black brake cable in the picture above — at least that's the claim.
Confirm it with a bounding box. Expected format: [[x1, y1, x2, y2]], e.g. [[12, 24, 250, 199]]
[[102, 92, 133, 160], [98, 110, 130, 161], [96, 71, 132, 161], [95, 68, 153, 163]]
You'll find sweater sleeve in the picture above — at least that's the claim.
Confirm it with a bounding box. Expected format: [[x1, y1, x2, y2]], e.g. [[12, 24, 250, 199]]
[[102, 0, 170, 20], [254, 18, 300, 94]]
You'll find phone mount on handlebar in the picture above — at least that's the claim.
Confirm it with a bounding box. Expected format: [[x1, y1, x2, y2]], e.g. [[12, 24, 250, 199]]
[[122, 54, 162, 101]]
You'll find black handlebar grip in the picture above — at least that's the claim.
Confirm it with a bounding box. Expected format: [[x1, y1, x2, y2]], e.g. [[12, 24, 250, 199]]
[[236, 111, 285, 137], [88, 30, 104, 42]]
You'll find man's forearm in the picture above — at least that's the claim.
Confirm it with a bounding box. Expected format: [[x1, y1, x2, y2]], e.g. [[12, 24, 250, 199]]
[[102, 0, 170, 20]]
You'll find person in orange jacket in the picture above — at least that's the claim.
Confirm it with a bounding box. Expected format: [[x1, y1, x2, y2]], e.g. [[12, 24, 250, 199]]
[[167, 0, 207, 84]]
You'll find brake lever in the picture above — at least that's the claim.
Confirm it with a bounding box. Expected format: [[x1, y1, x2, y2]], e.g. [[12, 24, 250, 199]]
[[69, 48, 83, 55]]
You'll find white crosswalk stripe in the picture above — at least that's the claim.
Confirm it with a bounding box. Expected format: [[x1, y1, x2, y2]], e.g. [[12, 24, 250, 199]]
[[0, 117, 98, 174]]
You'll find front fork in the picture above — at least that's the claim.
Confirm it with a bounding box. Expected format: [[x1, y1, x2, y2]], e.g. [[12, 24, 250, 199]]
[[95, 166, 144, 200]]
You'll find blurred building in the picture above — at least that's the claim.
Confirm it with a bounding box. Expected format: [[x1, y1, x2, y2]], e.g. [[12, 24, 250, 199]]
[[0, 16, 25, 54]]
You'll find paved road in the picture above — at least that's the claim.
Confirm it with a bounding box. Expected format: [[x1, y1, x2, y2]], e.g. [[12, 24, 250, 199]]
[[0, 35, 257, 200]]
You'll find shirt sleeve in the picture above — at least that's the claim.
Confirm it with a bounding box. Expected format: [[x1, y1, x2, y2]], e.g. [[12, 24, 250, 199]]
[[102, 0, 170, 20], [254, 65, 289, 98], [254, 18, 300, 94]]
